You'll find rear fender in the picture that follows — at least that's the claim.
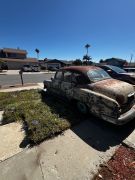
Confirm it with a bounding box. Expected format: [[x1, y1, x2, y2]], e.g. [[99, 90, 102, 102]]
[[73, 88, 120, 118]]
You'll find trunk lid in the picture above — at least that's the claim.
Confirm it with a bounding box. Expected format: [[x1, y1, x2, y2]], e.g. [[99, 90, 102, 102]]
[[88, 79, 134, 105]]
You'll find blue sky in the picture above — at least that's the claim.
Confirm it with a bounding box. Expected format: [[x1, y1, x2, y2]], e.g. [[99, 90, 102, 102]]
[[0, 0, 135, 62]]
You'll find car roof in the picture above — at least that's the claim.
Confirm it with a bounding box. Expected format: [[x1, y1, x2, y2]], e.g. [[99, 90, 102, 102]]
[[61, 66, 101, 73]]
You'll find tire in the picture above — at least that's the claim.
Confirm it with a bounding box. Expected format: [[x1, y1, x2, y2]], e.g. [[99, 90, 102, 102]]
[[76, 101, 88, 114]]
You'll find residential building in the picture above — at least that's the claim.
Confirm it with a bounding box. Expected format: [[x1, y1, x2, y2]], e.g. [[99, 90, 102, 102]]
[[99, 58, 127, 67], [0, 48, 27, 59], [0, 48, 38, 69], [39, 59, 73, 69]]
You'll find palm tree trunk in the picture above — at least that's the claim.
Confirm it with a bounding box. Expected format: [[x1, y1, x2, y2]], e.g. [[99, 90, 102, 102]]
[[87, 48, 88, 55]]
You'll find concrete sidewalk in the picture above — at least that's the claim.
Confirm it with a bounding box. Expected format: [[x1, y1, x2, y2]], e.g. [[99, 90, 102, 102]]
[[0, 119, 135, 180], [0, 122, 25, 162], [0, 120, 121, 180]]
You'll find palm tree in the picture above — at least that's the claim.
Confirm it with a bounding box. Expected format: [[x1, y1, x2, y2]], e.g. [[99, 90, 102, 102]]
[[83, 55, 92, 65], [85, 44, 90, 55], [35, 48, 40, 59]]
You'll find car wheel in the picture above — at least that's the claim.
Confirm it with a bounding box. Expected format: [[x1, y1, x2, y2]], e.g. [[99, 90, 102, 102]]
[[77, 101, 88, 114]]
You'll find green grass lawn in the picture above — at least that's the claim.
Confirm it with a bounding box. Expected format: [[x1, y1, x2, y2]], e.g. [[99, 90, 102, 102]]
[[0, 89, 82, 144]]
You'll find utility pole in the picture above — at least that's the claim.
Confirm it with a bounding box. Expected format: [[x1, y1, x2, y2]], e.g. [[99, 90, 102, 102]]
[[130, 54, 133, 66]]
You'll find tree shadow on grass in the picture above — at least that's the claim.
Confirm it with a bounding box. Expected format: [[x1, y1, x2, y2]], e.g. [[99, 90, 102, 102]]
[[39, 90, 135, 152]]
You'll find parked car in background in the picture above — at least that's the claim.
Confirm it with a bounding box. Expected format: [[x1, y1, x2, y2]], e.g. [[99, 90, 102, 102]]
[[22, 65, 32, 72], [22, 65, 40, 72], [99, 65, 135, 85], [43, 66, 135, 125], [124, 67, 135, 73], [32, 65, 40, 72]]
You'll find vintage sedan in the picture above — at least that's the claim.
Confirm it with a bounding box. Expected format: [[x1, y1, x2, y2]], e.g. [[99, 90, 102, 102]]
[[43, 66, 135, 125]]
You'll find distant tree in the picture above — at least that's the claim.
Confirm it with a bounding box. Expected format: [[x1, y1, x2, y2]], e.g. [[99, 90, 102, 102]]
[[44, 58, 48, 61], [73, 59, 82, 66], [83, 55, 92, 65], [99, 59, 104, 63], [83, 60, 93, 65], [35, 48, 40, 59], [0, 60, 8, 71]]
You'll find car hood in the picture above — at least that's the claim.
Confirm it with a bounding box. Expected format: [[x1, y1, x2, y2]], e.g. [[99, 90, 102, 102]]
[[87, 79, 134, 105]]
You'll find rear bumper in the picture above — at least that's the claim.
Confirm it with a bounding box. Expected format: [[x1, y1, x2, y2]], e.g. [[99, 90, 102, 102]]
[[101, 105, 135, 125], [117, 105, 135, 125]]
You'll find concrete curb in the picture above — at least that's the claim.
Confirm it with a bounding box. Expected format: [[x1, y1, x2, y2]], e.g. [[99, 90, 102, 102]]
[[0, 85, 42, 92], [0, 111, 4, 125], [0, 83, 38, 89], [122, 130, 135, 149], [0, 70, 55, 75]]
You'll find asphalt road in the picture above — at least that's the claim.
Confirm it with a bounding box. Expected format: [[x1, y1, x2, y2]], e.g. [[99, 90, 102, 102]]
[[0, 73, 54, 86]]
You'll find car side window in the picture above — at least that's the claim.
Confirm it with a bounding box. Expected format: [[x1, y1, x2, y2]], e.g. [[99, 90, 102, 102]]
[[72, 72, 87, 84], [63, 71, 72, 82], [55, 71, 63, 80]]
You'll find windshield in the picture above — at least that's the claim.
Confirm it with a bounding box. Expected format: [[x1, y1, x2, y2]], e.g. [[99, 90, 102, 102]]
[[87, 69, 111, 82], [109, 66, 126, 73]]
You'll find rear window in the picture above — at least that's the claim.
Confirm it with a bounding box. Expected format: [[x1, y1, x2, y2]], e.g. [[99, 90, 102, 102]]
[[108, 66, 126, 73], [87, 69, 111, 82]]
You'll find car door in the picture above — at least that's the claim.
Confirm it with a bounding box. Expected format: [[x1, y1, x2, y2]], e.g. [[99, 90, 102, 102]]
[[51, 70, 63, 95], [60, 70, 74, 98]]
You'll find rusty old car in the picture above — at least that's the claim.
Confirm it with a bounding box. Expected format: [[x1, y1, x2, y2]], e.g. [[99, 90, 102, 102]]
[[43, 66, 135, 125]]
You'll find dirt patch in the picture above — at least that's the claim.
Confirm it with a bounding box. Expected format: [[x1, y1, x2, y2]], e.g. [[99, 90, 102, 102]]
[[94, 145, 135, 180]]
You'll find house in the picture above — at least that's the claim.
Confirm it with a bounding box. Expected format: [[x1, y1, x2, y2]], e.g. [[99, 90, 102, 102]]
[[0, 48, 38, 69], [39, 59, 73, 69], [103, 58, 127, 67], [0, 48, 27, 59], [0, 58, 38, 70]]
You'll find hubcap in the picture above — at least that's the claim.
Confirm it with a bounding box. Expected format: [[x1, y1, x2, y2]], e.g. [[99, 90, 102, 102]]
[[77, 102, 87, 114]]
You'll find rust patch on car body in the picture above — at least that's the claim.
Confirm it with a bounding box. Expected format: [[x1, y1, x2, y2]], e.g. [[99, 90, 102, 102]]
[[88, 79, 134, 105]]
